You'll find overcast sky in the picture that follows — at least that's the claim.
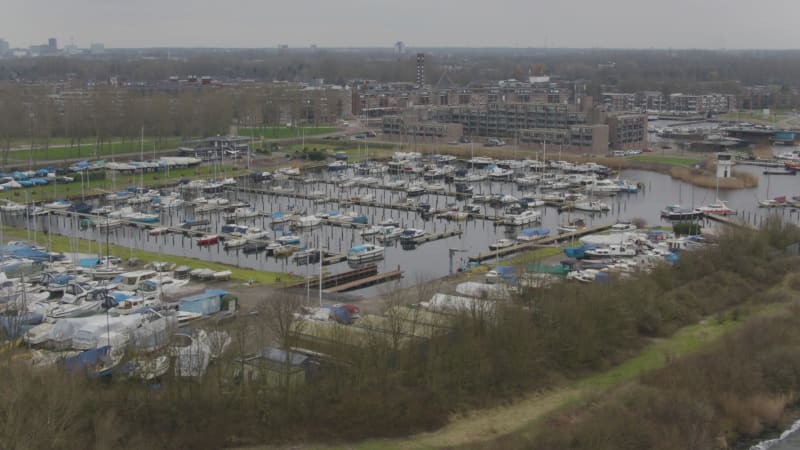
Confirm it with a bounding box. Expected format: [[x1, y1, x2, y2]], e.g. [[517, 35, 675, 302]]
[[3, 0, 799, 49]]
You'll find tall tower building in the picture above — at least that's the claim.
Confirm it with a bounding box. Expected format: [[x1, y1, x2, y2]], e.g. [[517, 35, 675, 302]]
[[416, 53, 425, 87], [716, 153, 732, 178], [48, 37, 57, 51]]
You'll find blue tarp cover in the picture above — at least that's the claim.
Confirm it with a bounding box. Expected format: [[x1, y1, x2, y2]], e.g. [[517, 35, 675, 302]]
[[78, 257, 100, 268]]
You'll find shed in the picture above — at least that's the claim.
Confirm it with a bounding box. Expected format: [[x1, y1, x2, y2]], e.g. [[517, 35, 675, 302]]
[[178, 289, 227, 315]]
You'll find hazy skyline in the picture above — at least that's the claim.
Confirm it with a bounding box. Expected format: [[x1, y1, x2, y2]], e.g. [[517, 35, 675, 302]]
[[4, 0, 800, 50]]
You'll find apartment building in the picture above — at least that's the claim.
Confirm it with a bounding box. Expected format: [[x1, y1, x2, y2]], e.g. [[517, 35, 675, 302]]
[[381, 115, 463, 140], [669, 93, 735, 113], [607, 113, 648, 149], [602, 93, 637, 112], [430, 103, 587, 136], [640, 91, 667, 111]]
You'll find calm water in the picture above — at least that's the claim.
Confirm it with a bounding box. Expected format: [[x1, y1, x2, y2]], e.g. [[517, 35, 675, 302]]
[[6, 153, 800, 296]]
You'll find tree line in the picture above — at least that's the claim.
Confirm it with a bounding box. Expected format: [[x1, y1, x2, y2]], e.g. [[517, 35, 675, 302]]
[[0, 82, 341, 164], [5, 49, 800, 93]]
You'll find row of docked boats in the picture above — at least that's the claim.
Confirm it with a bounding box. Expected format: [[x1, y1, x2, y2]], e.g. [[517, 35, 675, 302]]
[[660, 201, 737, 220]]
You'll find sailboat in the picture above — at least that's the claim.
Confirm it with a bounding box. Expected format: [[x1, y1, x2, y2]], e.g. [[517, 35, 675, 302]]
[[758, 173, 787, 207], [696, 174, 736, 216]]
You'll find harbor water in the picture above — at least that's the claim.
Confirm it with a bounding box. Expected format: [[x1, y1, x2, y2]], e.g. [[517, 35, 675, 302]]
[[5, 154, 800, 296]]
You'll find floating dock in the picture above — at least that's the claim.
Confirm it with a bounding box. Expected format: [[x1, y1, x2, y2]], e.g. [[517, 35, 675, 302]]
[[324, 266, 403, 293], [703, 213, 756, 230], [406, 229, 463, 245], [283, 264, 379, 290]]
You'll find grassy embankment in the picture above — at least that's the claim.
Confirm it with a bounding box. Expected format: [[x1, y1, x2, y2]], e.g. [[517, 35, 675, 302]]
[[5, 137, 184, 162], [0, 165, 241, 203], [0, 225, 294, 285], [338, 310, 747, 450]]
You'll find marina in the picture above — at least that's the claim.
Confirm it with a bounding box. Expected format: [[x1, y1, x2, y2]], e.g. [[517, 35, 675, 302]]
[[3, 146, 800, 299]]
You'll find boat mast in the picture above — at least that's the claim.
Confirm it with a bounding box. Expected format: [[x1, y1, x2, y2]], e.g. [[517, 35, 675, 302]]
[[140, 127, 144, 189]]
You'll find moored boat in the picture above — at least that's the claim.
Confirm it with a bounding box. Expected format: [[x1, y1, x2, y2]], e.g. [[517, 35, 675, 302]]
[[489, 238, 516, 250], [197, 235, 219, 246], [660, 204, 702, 221], [347, 244, 385, 263]]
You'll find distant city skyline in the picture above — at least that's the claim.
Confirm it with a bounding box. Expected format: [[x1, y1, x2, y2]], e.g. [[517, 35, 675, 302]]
[[4, 0, 800, 50]]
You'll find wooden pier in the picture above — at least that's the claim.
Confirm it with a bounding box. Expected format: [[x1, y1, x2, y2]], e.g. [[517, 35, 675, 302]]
[[703, 213, 756, 230], [408, 229, 463, 244], [467, 223, 614, 263], [324, 266, 403, 293], [283, 264, 379, 290]]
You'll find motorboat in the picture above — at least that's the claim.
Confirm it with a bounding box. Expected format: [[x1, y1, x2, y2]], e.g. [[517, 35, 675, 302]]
[[197, 235, 219, 246], [609, 221, 638, 233], [194, 197, 230, 213], [489, 239, 516, 250], [424, 182, 446, 192], [97, 218, 124, 230], [378, 218, 400, 227], [516, 228, 550, 242], [138, 277, 190, 297], [558, 218, 586, 234], [573, 201, 610, 212], [360, 225, 383, 237], [124, 211, 160, 224], [148, 226, 171, 236], [399, 228, 426, 242], [590, 179, 622, 195], [1, 202, 29, 215], [347, 244, 385, 263], [454, 183, 474, 194], [488, 167, 514, 180], [43, 200, 72, 210], [377, 225, 403, 240], [660, 204, 702, 221], [156, 196, 185, 209], [328, 161, 348, 171], [584, 244, 638, 259], [566, 269, 603, 283], [406, 184, 426, 197], [223, 207, 262, 221], [276, 234, 301, 245], [467, 156, 495, 167], [293, 248, 321, 265], [502, 210, 542, 226], [515, 176, 540, 187], [224, 238, 248, 249], [243, 241, 268, 254], [294, 215, 322, 228], [270, 211, 298, 225]]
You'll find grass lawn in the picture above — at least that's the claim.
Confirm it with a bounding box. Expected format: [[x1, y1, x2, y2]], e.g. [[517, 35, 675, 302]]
[[494, 246, 563, 268], [0, 165, 242, 203], [240, 126, 338, 139], [717, 111, 784, 124], [6, 137, 184, 162], [273, 141, 396, 163], [628, 154, 701, 167], [1, 225, 295, 286]]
